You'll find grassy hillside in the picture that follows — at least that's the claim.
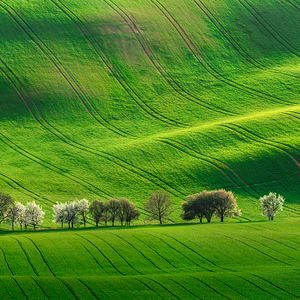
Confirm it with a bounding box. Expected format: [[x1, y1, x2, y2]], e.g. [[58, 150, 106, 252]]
[[0, 0, 299, 227], [0, 221, 299, 299]]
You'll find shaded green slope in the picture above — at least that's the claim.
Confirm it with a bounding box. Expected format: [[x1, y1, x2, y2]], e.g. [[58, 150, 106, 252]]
[[0, 0, 299, 225]]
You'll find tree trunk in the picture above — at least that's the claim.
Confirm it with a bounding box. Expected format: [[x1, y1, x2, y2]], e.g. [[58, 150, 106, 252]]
[[12, 223, 14, 231], [25, 224, 27, 230], [84, 217, 86, 228], [34, 224, 36, 230], [61, 221, 63, 229], [96, 221, 98, 227], [68, 222, 70, 229], [221, 215, 224, 222]]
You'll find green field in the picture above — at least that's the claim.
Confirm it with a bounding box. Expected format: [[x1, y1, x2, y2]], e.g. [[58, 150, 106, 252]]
[[0, 0, 299, 298], [0, 221, 299, 299]]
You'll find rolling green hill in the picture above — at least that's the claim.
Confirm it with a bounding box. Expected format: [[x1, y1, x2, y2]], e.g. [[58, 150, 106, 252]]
[[0, 221, 299, 299], [0, 0, 299, 225]]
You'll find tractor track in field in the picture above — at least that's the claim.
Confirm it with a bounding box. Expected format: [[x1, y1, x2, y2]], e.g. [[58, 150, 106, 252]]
[[285, 0, 300, 12], [110, 233, 165, 273], [157, 232, 233, 272], [146, 277, 182, 300], [252, 274, 300, 298], [0, 59, 185, 200], [76, 279, 99, 300], [74, 233, 122, 275], [89, 233, 141, 275], [193, 0, 300, 82], [150, 0, 293, 106], [56, 277, 80, 300], [131, 234, 178, 271], [0, 247, 14, 275], [0, 171, 54, 206], [259, 236, 300, 252], [159, 137, 261, 198], [0, 1, 131, 138], [11, 277, 29, 300], [102, 0, 235, 116], [235, 275, 282, 299], [77, 241, 108, 274], [188, 275, 230, 300], [213, 277, 250, 300], [211, 231, 293, 266], [23, 237, 55, 276], [30, 277, 50, 300], [237, 0, 300, 57], [220, 124, 300, 168], [169, 278, 202, 300], [11, 237, 39, 276], [241, 236, 300, 262], [0, 132, 113, 198], [145, 232, 216, 272], [51, 0, 183, 127], [133, 278, 164, 299]]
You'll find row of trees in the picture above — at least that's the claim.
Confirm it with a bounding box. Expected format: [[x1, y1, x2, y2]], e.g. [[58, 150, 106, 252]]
[[0, 190, 285, 230], [5, 200, 45, 230], [53, 198, 140, 229]]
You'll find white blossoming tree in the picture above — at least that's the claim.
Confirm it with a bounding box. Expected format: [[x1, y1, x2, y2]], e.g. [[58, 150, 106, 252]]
[[53, 202, 67, 229], [64, 201, 79, 228], [260, 192, 284, 221], [25, 201, 45, 230], [77, 199, 89, 228]]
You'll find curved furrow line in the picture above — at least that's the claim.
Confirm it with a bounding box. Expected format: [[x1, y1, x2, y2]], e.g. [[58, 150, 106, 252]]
[[0, 0, 131, 138], [30, 277, 50, 300], [74, 233, 123, 275], [194, 0, 300, 81], [229, 123, 300, 156], [158, 140, 241, 188], [221, 124, 300, 168], [237, 0, 300, 57], [245, 236, 300, 262], [0, 247, 14, 275], [11, 237, 39, 276], [157, 232, 233, 272], [150, 0, 293, 105], [169, 278, 202, 300], [75, 279, 99, 300], [160, 137, 261, 197], [252, 274, 300, 298], [77, 241, 108, 274], [11, 277, 29, 300], [213, 277, 250, 300], [188, 276, 230, 300], [235, 275, 282, 299], [0, 132, 114, 198], [282, 206, 300, 217], [56, 277, 79, 300], [23, 237, 55, 276], [212, 232, 292, 266], [146, 277, 181, 300], [258, 235, 300, 252], [51, 0, 183, 127], [102, 0, 235, 116], [130, 234, 178, 270], [145, 232, 215, 272], [285, 0, 300, 12], [89, 234, 142, 275], [285, 112, 300, 121], [0, 172, 54, 206], [133, 278, 164, 299], [0, 60, 183, 199], [110, 233, 165, 272]]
